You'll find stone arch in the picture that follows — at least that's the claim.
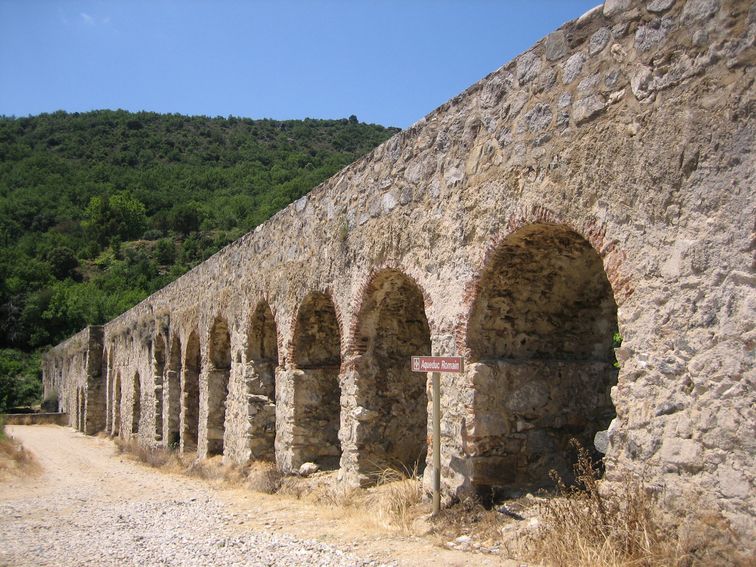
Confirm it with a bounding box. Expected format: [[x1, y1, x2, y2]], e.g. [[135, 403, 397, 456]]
[[132, 371, 141, 435], [112, 372, 121, 436], [153, 334, 166, 441], [288, 292, 342, 469], [165, 334, 182, 448], [182, 330, 201, 453], [245, 301, 278, 461], [207, 316, 231, 457], [465, 223, 618, 500], [351, 269, 432, 475]]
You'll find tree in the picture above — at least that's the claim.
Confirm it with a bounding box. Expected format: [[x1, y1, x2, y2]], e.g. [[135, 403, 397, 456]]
[[47, 246, 79, 280], [169, 204, 200, 235], [0, 349, 42, 411], [82, 191, 147, 247]]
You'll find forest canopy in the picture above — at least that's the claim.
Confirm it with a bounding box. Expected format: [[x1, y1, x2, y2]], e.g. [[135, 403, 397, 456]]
[[0, 110, 399, 410]]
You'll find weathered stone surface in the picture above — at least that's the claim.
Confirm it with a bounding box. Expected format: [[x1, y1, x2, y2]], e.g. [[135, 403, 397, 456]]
[[594, 430, 610, 454], [562, 52, 585, 84], [681, 0, 720, 22], [604, 0, 633, 17], [544, 30, 568, 61], [516, 51, 541, 85], [573, 94, 607, 124], [43, 0, 756, 550], [298, 462, 320, 476], [523, 103, 553, 133], [589, 27, 612, 55], [635, 18, 674, 52], [647, 0, 676, 12], [659, 438, 703, 472]]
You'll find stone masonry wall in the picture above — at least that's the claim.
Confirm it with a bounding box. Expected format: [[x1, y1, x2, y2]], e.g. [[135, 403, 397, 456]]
[[43, 0, 754, 546]]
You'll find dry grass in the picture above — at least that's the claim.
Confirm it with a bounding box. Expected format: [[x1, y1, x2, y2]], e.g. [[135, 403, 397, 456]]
[[115, 437, 178, 469], [431, 496, 515, 549], [114, 436, 426, 534], [516, 440, 749, 567], [111, 435, 750, 564], [243, 460, 282, 494], [114, 437, 282, 490], [0, 420, 40, 478], [363, 466, 425, 533], [277, 465, 426, 534]]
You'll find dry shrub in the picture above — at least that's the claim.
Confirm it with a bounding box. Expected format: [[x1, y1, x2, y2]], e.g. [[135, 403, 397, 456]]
[[184, 456, 226, 481], [244, 461, 282, 494], [277, 470, 352, 504], [114, 437, 176, 469], [0, 424, 40, 478], [363, 466, 425, 533], [519, 440, 749, 567], [311, 479, 359, 507]]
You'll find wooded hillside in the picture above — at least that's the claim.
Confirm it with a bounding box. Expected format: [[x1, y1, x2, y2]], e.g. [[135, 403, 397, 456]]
[[0, 110, 399, 409]]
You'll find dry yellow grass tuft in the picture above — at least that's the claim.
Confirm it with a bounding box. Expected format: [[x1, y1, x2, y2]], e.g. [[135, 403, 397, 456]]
[[243, 461, 282, 494], [0, 422, 40, 478], [517, 440, 750, 567], [363, 466, 425, 533]]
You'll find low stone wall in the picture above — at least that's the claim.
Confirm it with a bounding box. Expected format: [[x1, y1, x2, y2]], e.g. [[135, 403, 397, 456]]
[[3, 413, 69, 426]]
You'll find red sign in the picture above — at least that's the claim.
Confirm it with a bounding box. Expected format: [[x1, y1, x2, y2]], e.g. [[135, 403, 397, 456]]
[[411, 356, 464, 373]]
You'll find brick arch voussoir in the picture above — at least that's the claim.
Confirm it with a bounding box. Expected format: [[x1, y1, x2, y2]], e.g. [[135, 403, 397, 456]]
[[455, 205, 633, 359]]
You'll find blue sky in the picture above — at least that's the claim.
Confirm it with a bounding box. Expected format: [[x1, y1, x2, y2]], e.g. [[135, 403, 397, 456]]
[[0, 1, 600, 128]]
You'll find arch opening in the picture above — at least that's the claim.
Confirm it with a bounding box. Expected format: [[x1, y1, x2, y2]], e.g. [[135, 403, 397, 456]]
[[165, 335, 182, 448], [207, 317, 231, 457], [245, 301, 278, 461], [354, 270, 431, 475], [291, 292, 342, 469], [105, 348, 114, 432], [153, 335, 166, 442], [113, 372, 121, 436], [182, 331, 201, 453], [132, 372, 141, 435], [467, 223, 618, 501], [76, 387, 84, 431]]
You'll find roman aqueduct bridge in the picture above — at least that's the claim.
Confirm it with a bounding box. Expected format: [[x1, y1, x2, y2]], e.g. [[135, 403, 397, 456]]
[[43, 0, 754, 542]]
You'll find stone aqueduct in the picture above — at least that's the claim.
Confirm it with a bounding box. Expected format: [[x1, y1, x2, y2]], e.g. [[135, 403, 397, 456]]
[[43, 0, 754, 541]]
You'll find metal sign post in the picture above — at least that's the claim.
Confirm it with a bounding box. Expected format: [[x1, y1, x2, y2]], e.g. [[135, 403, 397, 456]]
[[411, 356, 464, 516], [432, 371, 441, 515]]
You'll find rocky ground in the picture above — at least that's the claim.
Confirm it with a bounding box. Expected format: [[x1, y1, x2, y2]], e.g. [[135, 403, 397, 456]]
[[0, 426, 515, 567]]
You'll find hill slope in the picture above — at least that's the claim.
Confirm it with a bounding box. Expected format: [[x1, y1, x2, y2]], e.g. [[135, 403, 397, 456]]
[[0, 110, 399, 409]]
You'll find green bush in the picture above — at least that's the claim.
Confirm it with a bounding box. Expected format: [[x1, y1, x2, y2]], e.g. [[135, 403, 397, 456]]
[[0, 349, 42, 412]]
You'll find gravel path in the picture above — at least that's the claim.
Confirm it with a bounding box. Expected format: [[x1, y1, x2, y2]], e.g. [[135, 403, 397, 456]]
[[0, 426, 393, 567]]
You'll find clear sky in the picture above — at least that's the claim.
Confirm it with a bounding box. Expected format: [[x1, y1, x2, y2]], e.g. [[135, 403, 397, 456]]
[[0, 0, 601, 128]]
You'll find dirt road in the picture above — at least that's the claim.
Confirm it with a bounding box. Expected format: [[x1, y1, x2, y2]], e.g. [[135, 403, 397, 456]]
[[0, 426, 514, 566]]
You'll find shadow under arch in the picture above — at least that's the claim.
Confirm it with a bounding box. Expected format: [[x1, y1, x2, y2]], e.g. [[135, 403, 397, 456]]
[[165, 334, 182, 447], [132, 371, 141, 436], [112, 371, 122, 436], [285, 291, 342, 470], [349, 268, 432, 477], [153, 334, 166, 442], [244, 300, 278, 461], [464, 222, 619, 501], [182, 330, 201, 454], [207, 316, 231, 457]]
